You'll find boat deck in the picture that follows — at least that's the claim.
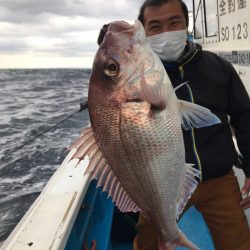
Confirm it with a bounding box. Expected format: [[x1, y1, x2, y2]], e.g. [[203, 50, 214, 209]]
[[66, 180, 215, 250]]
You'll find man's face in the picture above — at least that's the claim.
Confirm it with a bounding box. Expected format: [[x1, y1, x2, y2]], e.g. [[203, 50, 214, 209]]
[[143, 1, 187, 36]]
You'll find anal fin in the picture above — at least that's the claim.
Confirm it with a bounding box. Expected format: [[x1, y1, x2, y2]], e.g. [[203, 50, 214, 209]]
[[176, 164, 200, 219]]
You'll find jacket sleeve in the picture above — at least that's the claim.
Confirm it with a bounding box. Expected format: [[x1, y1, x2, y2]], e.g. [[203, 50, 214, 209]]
[[226, 62, 250, 178]]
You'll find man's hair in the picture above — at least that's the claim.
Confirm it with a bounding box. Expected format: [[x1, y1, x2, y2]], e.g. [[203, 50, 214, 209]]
[[138, 0, 189, 27]]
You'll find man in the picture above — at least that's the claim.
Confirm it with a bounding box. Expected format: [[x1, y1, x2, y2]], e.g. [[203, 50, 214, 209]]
[[97, 0, 250, 249], [133, 0, 250, 249]]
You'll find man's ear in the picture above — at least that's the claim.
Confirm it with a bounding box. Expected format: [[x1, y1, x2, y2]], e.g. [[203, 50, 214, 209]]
[[97, 23, 110, 45]]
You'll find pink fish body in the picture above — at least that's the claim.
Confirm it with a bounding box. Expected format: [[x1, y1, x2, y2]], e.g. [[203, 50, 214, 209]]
[[69, 21, 220, 250]]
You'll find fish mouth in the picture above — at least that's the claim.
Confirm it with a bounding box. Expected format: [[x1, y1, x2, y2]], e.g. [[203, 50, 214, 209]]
[[101, 20, 146, 53], [108, 20, 143, 36], [108, 21, 132, 32]]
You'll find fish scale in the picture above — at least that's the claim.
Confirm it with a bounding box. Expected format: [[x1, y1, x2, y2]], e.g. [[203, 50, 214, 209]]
[[120, 102, 184, 234], [90, 104, 148, 210]]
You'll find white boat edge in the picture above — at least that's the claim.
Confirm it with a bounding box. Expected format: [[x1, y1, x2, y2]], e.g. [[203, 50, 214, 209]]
[[0, 149, 91, 250]]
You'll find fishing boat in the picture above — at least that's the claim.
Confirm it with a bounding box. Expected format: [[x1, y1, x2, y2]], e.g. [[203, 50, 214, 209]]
[[1, 1, 250, 249], [0, 150, 215, 250]]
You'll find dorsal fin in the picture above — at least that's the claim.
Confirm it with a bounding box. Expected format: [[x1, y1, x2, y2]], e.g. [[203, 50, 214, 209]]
[[68, 126, 140, 213]]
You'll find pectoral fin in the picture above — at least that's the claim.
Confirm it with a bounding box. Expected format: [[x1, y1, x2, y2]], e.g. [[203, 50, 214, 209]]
[[178, 100, 221, 130], [140, 69, 168, 110]]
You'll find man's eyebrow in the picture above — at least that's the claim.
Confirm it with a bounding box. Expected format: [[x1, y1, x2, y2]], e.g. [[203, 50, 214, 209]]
[[147, 20, 161, 26], [147, 15, 183, 26], [168, 15, 183, 22]]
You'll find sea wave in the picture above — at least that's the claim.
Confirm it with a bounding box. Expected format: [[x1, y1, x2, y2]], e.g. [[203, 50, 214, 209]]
[[0, 68, 91, 242]]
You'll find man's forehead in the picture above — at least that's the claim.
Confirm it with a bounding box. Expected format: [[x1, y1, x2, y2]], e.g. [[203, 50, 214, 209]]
[[144, 1, 184, 23]]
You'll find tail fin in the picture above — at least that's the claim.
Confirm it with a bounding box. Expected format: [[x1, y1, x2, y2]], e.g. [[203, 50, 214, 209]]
[[159, 230, 199, 250]]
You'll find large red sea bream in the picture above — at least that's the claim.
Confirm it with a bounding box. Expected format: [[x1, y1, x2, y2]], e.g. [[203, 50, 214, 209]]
[[69, 20, 220, 250]]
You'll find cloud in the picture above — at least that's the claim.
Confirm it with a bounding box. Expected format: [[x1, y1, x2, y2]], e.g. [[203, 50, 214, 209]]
[[32, 38, 99, 57], [0, 0, 144, 62], [0, 0, 142, 23], [0, 39, 29, 54], [0, 0, 192, 68], [0, 0, 67, 22]]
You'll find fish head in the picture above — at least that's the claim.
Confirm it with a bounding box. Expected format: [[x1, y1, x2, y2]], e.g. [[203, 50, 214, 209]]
[[88, 20, 170, 110]]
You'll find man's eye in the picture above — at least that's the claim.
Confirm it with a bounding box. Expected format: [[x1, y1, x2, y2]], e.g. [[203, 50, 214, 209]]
[[149, 26, 160, 30], [171, 21, 179, 26]]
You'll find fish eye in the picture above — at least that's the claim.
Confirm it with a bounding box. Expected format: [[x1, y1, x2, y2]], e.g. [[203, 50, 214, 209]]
[[103, 59, 119, 77]]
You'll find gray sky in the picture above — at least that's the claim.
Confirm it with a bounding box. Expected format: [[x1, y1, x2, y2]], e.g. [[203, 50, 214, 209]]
[[0, 0, 191, 68]]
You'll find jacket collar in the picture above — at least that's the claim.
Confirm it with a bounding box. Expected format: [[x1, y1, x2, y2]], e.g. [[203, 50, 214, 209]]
[[162, 40, 202, 68]]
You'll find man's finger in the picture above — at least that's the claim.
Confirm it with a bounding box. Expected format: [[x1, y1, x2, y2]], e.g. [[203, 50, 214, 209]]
[[241, 179, 250, 195], [240, 197, 250, 210], [242, 187, 250, 195]]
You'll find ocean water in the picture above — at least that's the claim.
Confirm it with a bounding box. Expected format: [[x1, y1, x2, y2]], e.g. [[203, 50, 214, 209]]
[[0, 68, 91, 243]]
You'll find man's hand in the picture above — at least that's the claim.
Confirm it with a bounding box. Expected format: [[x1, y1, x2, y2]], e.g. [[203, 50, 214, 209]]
[[240, 178, 250, 210], [97, 24, 110, 45]]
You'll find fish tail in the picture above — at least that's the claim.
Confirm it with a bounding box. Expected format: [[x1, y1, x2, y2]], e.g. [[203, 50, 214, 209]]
[[158, 229, 200, 250]]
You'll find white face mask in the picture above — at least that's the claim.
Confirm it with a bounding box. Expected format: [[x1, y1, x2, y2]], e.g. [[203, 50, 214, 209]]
[[147, 29, 187, 62]]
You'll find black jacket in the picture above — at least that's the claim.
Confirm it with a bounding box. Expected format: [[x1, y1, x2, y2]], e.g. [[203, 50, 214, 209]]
[[163, 41, 250, 181]]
